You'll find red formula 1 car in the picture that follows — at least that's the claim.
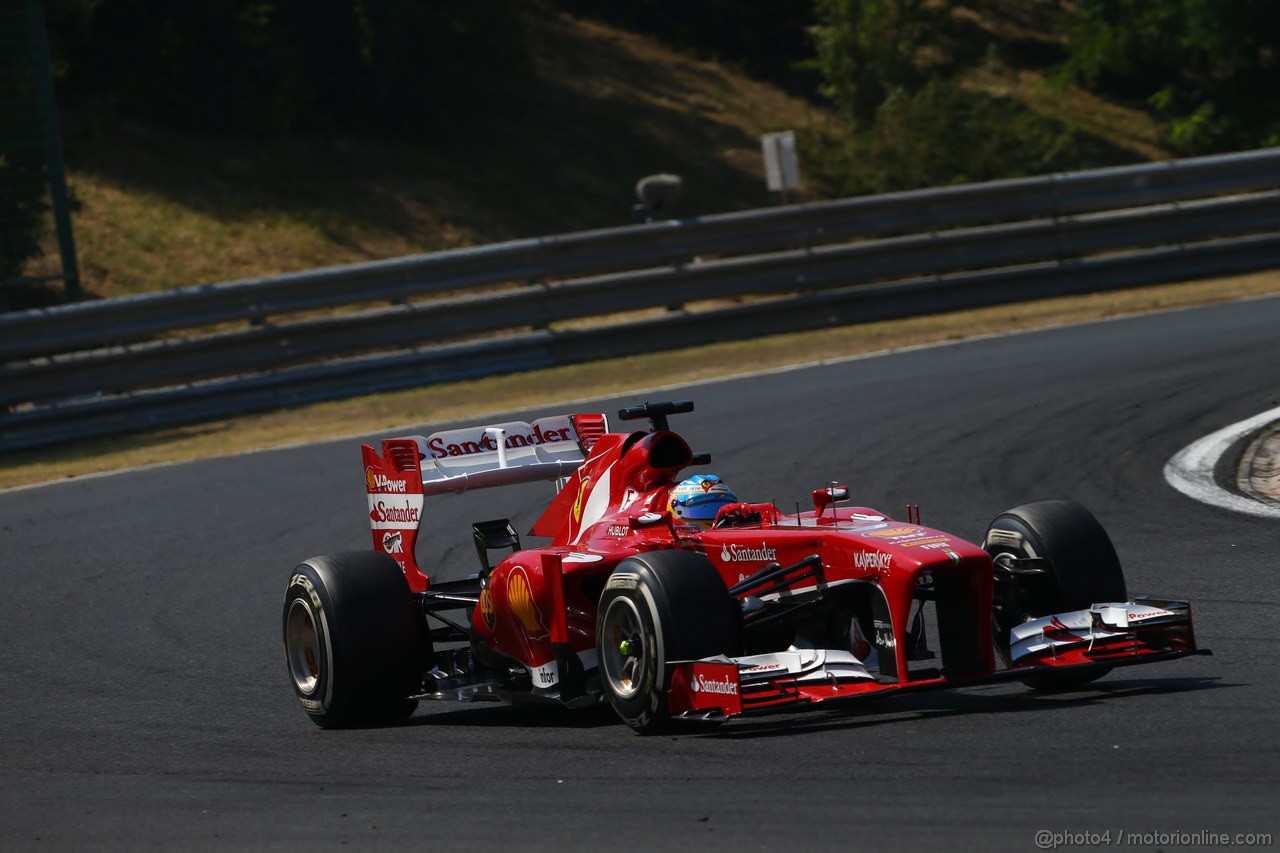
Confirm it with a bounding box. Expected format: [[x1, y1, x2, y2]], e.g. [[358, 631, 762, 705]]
[[282, 401, 1206, 733]]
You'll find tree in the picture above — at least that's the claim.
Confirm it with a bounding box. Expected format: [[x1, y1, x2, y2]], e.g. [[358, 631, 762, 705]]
[[0, 154, 48, 286], [50, 0, 535, 135], [549, 0, 820, 95], [1060, 0, 1280, 151], [811, 0, 952, 128], [808, 78, 1129, 197], [1, 1, 54, 288]]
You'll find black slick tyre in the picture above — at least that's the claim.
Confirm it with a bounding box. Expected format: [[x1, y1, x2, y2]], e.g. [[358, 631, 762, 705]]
[[282, 551, 426, 727], [983, 500, 1128, 691], [596, 550, 741, 734]]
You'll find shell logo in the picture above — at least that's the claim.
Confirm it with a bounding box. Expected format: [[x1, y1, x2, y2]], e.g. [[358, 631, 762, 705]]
[[506, 567, 546, 636], [865, 527, 918, 538], [365, 466, 378, 491], [479, 589, 497, 631]]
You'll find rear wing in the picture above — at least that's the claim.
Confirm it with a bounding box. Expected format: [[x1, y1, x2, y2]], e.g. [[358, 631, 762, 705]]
[[362, 413, 608, 589]]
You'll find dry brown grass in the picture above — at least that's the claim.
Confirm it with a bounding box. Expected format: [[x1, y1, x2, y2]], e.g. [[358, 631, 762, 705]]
[[4, 269, 1277, 491], [963, 66, 1172, 162], [9, 2, 1265, 492], [18, 10, 848, 306]]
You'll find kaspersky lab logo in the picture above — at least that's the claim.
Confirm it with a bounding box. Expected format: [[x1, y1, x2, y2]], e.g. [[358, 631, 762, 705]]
[[720, 542, 777, 563]]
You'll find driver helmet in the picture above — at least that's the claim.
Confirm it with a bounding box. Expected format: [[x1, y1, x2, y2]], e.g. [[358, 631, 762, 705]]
[[668, 474, 738, 530]]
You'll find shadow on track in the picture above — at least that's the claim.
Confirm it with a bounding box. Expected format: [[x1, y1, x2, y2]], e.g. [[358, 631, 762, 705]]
[[403, 701, 620, 730], [707, 675, 1230, 741], [377, 675, 1229, 737]]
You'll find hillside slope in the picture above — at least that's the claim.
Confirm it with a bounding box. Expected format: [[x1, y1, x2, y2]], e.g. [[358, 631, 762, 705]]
[[17, 9, 847, 305], [9, 4, 1277, 490], [18, 2, 1179, 309]]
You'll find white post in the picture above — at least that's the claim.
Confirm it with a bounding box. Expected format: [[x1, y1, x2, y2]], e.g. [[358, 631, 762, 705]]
[[486, 428, 508, 468]]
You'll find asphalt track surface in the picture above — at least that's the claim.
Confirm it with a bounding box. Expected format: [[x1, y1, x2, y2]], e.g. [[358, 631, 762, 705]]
[[3, 296, 1278, 852]]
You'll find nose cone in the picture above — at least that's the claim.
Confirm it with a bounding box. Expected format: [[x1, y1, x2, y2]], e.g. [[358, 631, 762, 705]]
[[850, 524, 989, 569]]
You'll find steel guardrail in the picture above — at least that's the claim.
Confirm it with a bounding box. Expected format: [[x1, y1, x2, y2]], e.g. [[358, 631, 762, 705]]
[[3, 148, 1280, 451], [5, 189, 1280, 408], [4, 147, 1280, 361]]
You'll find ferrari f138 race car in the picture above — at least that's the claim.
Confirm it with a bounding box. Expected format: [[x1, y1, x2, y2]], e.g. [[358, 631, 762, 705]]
[[283, 401, 1206, 733]]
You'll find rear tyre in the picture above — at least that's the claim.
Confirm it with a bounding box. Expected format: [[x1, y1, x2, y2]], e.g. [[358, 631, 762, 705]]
[[283, 552, 426, 727], [983, 500, 1127, 691], [596, 550, 740, 734]]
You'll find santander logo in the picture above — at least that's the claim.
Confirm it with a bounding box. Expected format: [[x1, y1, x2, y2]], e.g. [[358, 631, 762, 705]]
[[369, 500, 420, 525], [720, 543, 777, 563], [426, 423, 572, 460], [690, 673, 738, 696]]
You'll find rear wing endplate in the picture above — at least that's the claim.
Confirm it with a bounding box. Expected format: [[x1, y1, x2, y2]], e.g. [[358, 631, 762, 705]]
[[361, 413, 608, 589]]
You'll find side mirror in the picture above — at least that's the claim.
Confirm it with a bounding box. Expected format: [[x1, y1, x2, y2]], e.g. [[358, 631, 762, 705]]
[[812, 484, 850, 515]]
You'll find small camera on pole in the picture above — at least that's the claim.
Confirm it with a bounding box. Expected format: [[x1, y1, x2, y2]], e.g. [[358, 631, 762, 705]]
[[632, 173, 683, 223]]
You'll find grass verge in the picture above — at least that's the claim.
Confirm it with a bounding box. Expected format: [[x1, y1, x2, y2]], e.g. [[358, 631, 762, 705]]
[[3, 270, 1277, 491]]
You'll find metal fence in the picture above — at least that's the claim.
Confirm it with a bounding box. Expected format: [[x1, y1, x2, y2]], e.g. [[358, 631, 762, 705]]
[[4, 147, 1280, 451]]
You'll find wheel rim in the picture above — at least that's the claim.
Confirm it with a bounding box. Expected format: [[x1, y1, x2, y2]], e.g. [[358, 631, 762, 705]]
[[987, 521, 1042, 651], [600, 596, 646, 700], [285, 598, 322, 696]]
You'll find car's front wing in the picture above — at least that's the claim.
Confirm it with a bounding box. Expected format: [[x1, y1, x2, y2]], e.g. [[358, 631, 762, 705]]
[[666, 598, 1207, 721]]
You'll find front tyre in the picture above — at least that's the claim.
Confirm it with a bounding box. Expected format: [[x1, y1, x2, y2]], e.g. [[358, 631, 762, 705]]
[[596, 550, 740, 734], [984, 500, 1127, 690], [283, 552, 426, 728]]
